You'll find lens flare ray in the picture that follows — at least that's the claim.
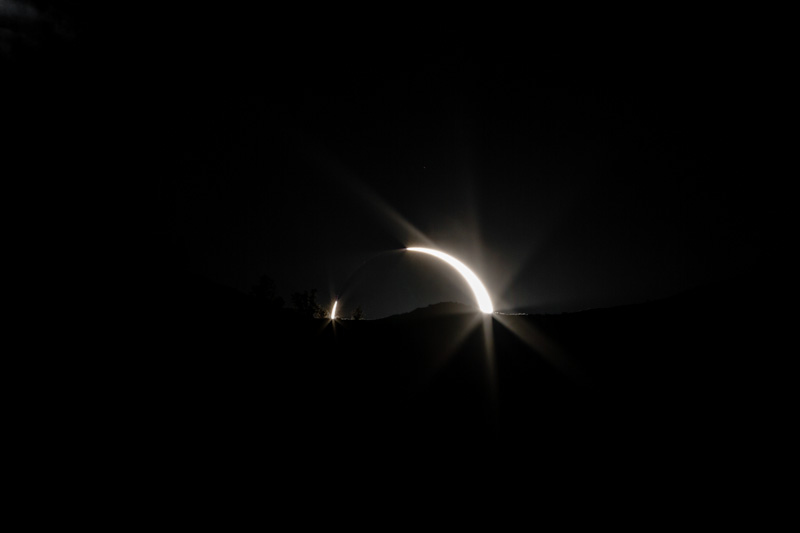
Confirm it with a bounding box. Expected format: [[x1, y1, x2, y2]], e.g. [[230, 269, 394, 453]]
[[406, 247, 494, 313]]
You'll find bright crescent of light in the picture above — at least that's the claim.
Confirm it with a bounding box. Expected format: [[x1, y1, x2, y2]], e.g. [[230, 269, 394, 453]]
[[331, 300, 338, 320], [406, 247, 494, 313]]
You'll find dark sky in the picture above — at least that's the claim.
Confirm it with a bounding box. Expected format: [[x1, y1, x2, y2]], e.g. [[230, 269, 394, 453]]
[[4, 3, 774, 317]]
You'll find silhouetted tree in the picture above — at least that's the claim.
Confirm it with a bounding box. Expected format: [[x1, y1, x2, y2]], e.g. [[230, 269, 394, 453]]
[[251, 275, 284, 311], [351, 306, 364, 320], [290, 288, 328, 318]]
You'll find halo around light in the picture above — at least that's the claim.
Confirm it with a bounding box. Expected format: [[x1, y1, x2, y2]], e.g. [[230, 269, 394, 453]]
[[406, 247, 494, 313]]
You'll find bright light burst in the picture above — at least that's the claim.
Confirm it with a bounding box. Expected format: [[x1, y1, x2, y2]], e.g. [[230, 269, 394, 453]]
[[331, 300, 338, 320], [406, 247, 494, 313]]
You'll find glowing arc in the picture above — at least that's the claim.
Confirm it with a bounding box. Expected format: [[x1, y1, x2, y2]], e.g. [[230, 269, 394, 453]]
[[406, 247, 494, 313], [331, 300, 338, 320]]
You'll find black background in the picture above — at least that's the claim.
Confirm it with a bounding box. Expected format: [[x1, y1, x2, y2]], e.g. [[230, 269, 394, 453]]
[[3, 3, 778, 317], [3, 3, 790, 512]]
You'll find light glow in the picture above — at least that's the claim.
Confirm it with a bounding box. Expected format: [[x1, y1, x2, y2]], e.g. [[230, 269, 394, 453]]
[[331, 300, 338, 320], [406, 247, 494, 313]]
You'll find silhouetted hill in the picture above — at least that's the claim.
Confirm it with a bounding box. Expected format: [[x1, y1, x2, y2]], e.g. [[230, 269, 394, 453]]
[[382, 301, 478, 320], [99, 272, 785, 493]]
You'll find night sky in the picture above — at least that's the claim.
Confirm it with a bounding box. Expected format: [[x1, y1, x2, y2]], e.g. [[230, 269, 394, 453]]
[[4, 3, 773, 318]]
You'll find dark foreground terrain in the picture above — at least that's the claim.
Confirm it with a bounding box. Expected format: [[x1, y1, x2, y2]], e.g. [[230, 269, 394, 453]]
[[131, 277, 775, 445], [63, 271, 785, 507]]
